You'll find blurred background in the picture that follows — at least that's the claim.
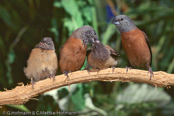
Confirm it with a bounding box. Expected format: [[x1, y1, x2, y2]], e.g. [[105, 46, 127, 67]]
[[0, 0, 174, 116]]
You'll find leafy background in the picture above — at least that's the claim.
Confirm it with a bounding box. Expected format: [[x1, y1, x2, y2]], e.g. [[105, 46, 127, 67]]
[[0, 0, 174, 116]]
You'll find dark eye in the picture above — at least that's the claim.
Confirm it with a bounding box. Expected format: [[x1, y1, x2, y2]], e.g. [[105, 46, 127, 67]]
[[90, 31, 92, 35], [47, 42, 51, 45], [121, 18, 123, 21]]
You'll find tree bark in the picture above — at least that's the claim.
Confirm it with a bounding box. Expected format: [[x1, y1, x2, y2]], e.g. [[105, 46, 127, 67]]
[[0, 68, 173, 105]]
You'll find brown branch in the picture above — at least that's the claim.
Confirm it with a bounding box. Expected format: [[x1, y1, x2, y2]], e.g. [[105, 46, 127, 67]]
[[0, 68, 174, 105]]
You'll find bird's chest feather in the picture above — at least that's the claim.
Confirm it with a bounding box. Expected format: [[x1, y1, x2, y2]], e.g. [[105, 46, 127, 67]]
[[121, 29, 151, 67], [59, 38, 87, 71], [61, 38, 87, 56], [29, 48, 57, 69], [89, 49, 110, 68]]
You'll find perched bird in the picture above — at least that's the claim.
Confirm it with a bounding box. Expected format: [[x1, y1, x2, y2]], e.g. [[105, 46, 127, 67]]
[[24, 37, 58, 88], [112, 15, 153, 79], [87, 40, 120, 72], [59, 25, 98, 80]]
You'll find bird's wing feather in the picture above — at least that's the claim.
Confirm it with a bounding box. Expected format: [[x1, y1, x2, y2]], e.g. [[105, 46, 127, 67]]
[[142, 31, 152, 66], [105, 45, 120, 56]]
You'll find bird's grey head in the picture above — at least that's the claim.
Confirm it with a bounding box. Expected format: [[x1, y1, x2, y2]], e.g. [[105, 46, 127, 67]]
[[72, 25, 98, 46], [35, 37, 55, 50], [112, 15, 137, 33]]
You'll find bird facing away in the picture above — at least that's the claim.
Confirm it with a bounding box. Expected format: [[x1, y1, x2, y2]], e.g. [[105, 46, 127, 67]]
[[112, 15, 153, 79], [59, 25, 98, 80], [24, 37, 58, 88], [87, 40, 120, 72]]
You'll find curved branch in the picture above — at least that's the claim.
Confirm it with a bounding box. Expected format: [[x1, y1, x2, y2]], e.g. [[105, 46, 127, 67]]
[[0, 68, 173, 105]]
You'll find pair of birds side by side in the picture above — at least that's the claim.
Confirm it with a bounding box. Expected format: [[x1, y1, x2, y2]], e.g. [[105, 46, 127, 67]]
[[24, 15, 153, 88]]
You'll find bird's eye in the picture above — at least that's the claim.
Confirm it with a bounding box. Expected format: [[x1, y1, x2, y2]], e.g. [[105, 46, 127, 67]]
[[47, 42, 51, 45], [90, 31, 92, 35], [121, 18, 123, 21]]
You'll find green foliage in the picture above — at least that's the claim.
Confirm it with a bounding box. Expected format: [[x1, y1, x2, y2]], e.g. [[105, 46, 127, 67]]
[[70, 84, 85, 110], [7, 105, 30, 112], [0, 0, 174, 116]]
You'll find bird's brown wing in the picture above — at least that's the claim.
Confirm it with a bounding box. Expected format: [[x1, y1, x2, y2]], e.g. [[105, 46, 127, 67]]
[[105, 45, 120, 56], [142, 31, 152, 66]]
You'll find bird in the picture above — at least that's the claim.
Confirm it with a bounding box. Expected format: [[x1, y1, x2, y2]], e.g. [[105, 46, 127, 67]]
[[24, 37, 58, 88], [112, 15, 153, 79], [87, 40, 120, 72], [59, 25, 98, 80]]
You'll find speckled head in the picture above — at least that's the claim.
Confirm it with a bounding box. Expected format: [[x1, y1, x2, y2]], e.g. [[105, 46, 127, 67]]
[[71, 25, 98, 46], [35, 37, 55, 50], [112, 15, 137, 33]]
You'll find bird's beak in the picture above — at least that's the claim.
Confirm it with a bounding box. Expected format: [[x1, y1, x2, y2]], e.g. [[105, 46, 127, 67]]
[[114, 22, 120, 25], [112, 19, 119, 25], [116, 52, 120, 56], [95, 40, 99, 43], [92, 38, 95, 43], [92, 35, 98, 43], [40, 40, 47, 46]]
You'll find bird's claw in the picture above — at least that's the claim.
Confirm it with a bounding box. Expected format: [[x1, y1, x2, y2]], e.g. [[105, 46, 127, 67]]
[[147, 67, 154, 80], [96, 67, 100, 74], [31, 78, 35, 89], [126, 66, 131, 72], [146, 65, 154, 80], [83, 67, 90, 75], [63, 71, 71, 82], [49, 74, 55, 81], [112, 66, 115, 73], [87, 69, 90, 75]]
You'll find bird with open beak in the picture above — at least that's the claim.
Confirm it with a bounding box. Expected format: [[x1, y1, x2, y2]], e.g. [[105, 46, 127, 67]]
[[59, 25, 98, 81]]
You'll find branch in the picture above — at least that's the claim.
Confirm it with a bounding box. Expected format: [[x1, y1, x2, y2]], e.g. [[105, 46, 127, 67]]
[[0, 68, 173, 105]]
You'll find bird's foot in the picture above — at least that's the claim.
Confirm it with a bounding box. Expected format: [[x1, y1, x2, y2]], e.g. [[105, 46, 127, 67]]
[[31, 78, 35, 89], [86, 68, 90, 75], [146, 65, 154, 80], [96, 67, 100, 74], [112, 66, 115, 73], [86, 63, 91, 75], [83, 66, 90, 75], [49, 74, 55, 81], [63, 71, 71, 82], [126, 66, 132, 72]]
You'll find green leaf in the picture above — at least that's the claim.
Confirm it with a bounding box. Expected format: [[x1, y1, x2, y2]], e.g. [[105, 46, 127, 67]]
[[116, 84, 171, 107], [82, 6, 92, 22], [61, 0, 79, 17], [8, 49, 16, 64], [167, 58, 174, 73], [63, 18, 75, 35], [71, 84, 85, 110], [0, 6, 16, 28], [91, 7, 98, 36], [101, 24, 117, 45], [61, 0, 83, 30], [7, 105, 30, 112], [53, 1, 62, 8]]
